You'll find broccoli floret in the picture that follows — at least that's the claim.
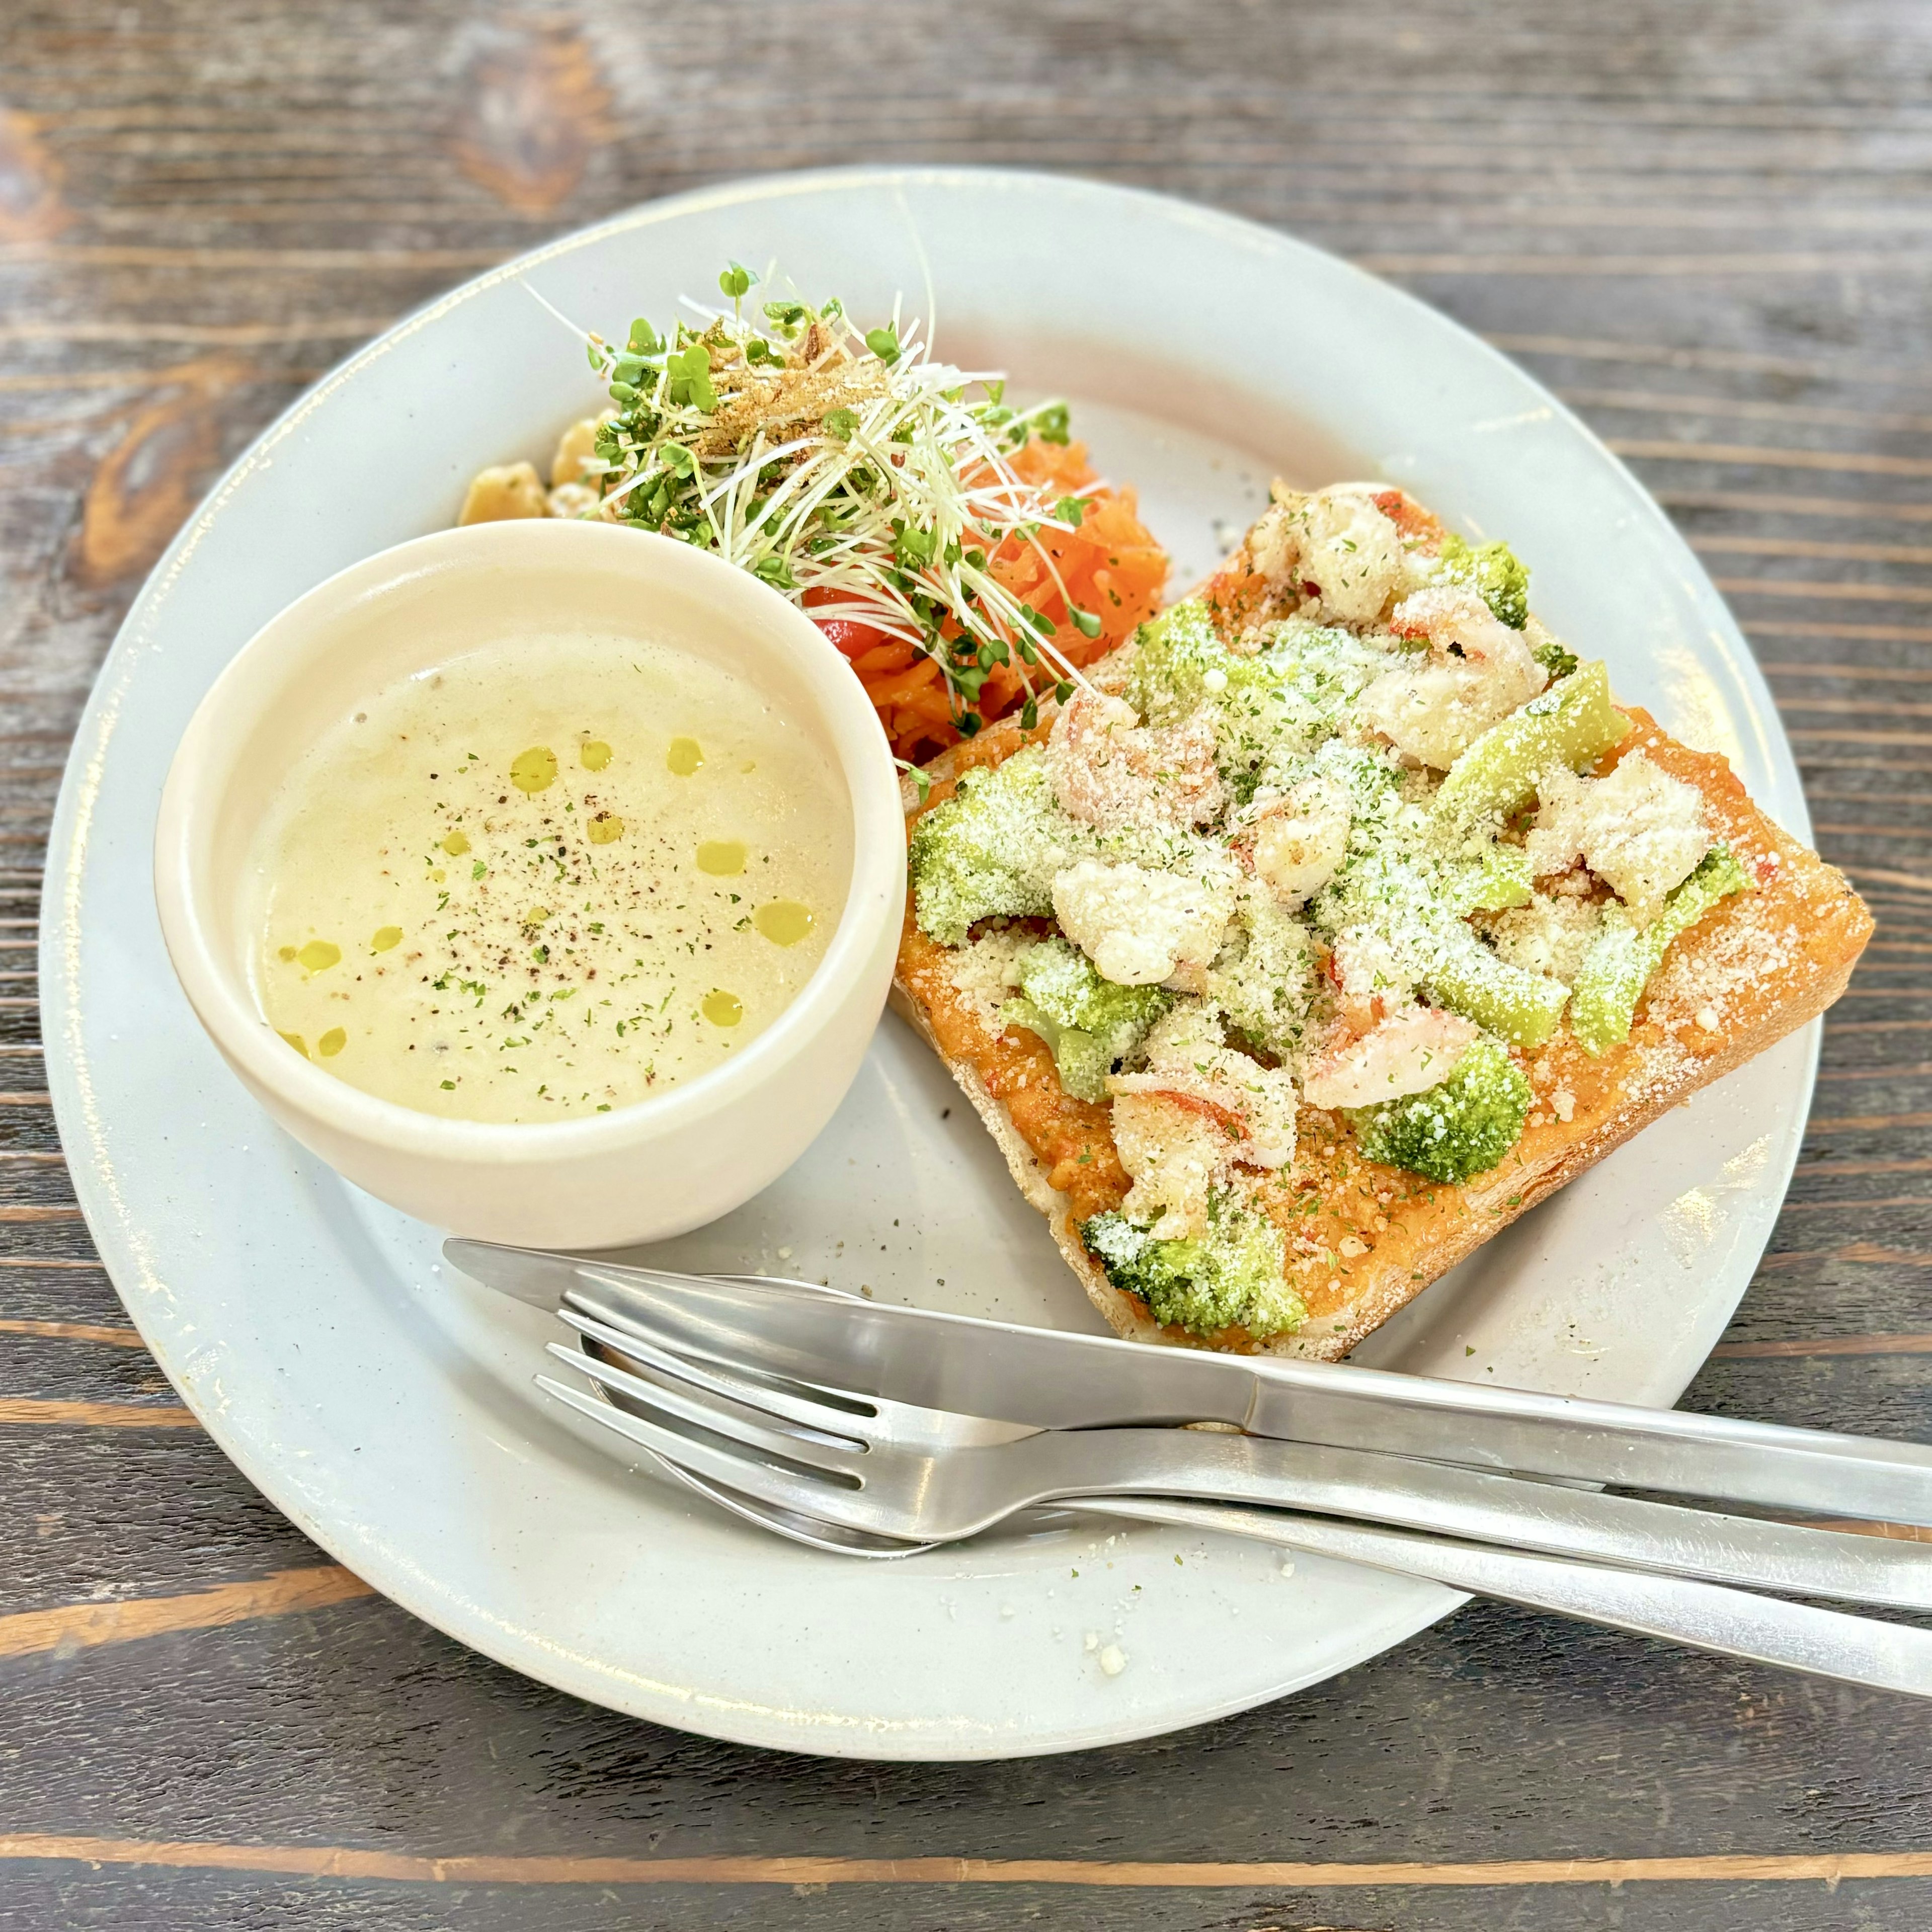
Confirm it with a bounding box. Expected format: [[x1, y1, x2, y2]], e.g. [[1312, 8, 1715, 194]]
[[908, 749, 1088, 945], [998, 938, 1172, 1101], [1209, 889, 1318, 1060], [1082, 1197, 1305, 1339], [1437, 534, 1530, 630], [1124, 598, 1231, 725], [1530, 633, 1578, 681], [1222, 624, 1394, 785], [1568, 844, 1749, 1056], [1019, 938, 1172, 1049], [1347, 1034, 1533, 1184], [1124, 599, 1390, 784]]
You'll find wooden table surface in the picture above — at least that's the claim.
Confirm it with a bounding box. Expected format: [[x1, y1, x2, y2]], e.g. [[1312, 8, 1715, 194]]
[[7, 3, 1932, 1926]]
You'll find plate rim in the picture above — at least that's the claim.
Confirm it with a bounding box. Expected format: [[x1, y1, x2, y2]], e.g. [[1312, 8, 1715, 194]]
[[40, 163, 1813, 1759]]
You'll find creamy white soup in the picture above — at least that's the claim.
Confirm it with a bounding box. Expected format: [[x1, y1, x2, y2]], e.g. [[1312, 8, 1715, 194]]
[[248, 631, 850, 1122]]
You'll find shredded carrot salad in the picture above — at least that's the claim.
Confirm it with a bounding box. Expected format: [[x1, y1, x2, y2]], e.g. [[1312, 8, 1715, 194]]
[[810, 440, 1168, 762]]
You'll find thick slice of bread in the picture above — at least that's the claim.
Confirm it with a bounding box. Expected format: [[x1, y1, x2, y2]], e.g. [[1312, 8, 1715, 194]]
[[893, 695, 1871, 1362]]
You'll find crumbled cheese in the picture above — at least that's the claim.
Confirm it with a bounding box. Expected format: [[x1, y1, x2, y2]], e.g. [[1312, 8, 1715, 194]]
[[1045, 688, 1224, 834], [1695, 1005, 1720, 1032], [1528, 753, 1709, 925], [1098, 1643, 1129, 1677], [1052, 857, 1235, 986], [1330, 925, 1420, 1004], [1485, 892, 1603, 986], [1550, 1087, 1576, 1123], [944, 927, 1034, 1030], [1644, 887, 1798, 1033]]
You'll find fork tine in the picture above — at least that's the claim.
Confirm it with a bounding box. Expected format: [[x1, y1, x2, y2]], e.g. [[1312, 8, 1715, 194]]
[[559, 1307, 887, 1446], [567, 1299, 1040, 1449], [639, 1447, 937, 1559], [561, 1266, 883, 1387], [545, 1342, 870, 1477], [534, 1374, 892, 1532]]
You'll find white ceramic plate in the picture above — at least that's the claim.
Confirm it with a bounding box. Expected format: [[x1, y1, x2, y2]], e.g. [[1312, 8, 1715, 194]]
[[44, 168, 1817, 1760]]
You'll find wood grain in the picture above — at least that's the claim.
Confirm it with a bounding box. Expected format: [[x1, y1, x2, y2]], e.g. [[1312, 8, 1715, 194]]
[[0, 1568, 370, 1658], [0, 1397, 197, 1425], [6, 3, 1932, 1928], [5, 1836, 1932, 1889]]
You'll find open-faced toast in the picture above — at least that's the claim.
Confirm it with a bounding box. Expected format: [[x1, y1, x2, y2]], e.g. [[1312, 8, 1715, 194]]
[[892, 486, 1872, 1360]]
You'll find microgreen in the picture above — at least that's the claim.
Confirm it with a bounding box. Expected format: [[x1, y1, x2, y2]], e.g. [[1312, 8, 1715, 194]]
[[577, 265, 1099, 733], [1034, 403, 1071, 446]]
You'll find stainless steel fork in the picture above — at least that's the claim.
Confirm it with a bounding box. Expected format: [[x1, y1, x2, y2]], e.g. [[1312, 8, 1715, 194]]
[[530, 1307, 1932, 1695]]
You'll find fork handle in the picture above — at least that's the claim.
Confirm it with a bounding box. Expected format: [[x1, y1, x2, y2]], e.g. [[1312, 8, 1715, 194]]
[[1068, 1495, 1932, 1699]]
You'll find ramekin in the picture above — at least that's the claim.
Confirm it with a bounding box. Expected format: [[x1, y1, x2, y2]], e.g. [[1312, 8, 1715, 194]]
[[153, 519, 905, 1248]]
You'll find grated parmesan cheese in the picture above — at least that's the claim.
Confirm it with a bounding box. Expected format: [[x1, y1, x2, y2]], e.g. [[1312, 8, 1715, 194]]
[[945, 926, 1034, 1031], [1485, 892, 1603, 986]]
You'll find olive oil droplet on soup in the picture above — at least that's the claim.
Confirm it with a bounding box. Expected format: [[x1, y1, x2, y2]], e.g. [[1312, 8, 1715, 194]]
[[696, 839, 746, 876], [754, 901, 815, 947]]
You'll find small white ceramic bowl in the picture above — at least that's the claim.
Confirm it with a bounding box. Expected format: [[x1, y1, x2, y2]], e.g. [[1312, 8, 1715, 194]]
[[153, 518, 906, 1249]]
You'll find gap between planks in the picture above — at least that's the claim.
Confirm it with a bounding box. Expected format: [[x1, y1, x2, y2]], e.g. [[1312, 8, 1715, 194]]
[[1363, 250, 1932, 276], [1491, 333, 1932, 390], [1712, 1334, 1932, 1357], [0, 1839, 1930, 1890], [0, 1566, 371, 1660], [1665, 494, 1932, 528], [1615, 439, 1932, 478]]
